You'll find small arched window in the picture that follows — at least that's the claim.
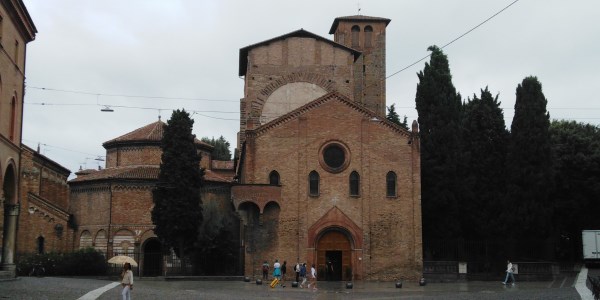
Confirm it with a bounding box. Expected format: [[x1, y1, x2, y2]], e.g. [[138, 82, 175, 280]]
[[37, 236, 45, 254], [364, 25, 373, 47], [309, 171, 320, 196], [386, 171, 397, 197], [349, 171, 360, 196], [351, 25, 360, 48], [269, 170, 280, 185]]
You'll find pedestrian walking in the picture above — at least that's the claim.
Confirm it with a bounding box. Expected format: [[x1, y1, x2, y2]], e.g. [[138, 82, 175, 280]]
[[273, 259, 282, 283], [502, 260, 516, 286], [294, 260, 300, 282], [281, 261, 287, 286], [308, 263, 317, 291], [299, 263, 307, 288], [262, 261, 269, 280], [121, 262, 134, 300]]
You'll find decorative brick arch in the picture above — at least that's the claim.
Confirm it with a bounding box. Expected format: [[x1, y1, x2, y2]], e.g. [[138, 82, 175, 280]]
[[307, 206, 363, 249], [252, 72, 337, 118], [2, 160, 18, 205]]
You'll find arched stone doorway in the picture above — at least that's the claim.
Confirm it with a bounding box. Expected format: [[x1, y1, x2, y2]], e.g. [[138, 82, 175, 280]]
[[142, 238, 162, 277], [1, 163, 18, 269], [316, 229, 352, 281]]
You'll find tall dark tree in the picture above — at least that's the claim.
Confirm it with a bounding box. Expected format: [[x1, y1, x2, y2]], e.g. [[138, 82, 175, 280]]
[[401, 115, 409, 130], [386, 104, 401, 125], [415, 45, 463, 239], [505, 76, 553, 238], [461, 87, 508, 239], [152, 109, 203, 258], [201, 136, 232, 161], [550, 120, 600, 259]]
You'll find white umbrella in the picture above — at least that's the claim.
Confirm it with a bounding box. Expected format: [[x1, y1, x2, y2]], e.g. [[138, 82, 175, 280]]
[[107, 255, 138, 267]]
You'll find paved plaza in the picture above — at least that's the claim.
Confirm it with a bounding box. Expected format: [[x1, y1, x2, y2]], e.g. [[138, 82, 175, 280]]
[[0, 274, 588, 300]]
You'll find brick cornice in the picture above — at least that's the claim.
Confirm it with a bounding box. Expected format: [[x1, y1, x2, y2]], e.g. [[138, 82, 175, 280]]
[[247, 91, 412, 139]]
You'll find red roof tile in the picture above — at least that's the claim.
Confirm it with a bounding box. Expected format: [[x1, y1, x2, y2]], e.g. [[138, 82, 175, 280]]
[[102, 120, 213, 149], [70, 165, 159, 182]]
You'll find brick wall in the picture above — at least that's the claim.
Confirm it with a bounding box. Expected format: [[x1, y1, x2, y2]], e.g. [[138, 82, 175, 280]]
[[18, 146, 73, 254], [239, 94, 421, 280]]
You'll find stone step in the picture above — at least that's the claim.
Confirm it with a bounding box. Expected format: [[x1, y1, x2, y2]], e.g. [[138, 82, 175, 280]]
[[0, 270, 15, 281]]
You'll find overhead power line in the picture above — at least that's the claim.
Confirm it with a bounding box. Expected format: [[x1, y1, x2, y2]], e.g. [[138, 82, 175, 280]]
[[26, 86, 238, 102], [385, 0, 520, 81]]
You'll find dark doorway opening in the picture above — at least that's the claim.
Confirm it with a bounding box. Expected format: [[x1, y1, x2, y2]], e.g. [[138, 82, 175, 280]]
[[143, 239, 162, 277], [325, 251, 342, 281]]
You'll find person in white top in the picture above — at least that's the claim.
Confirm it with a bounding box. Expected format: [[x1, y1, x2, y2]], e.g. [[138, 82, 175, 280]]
[[308, 263, 317, 290], [502, 260, 515, 285], [121, 262, 134, 300]]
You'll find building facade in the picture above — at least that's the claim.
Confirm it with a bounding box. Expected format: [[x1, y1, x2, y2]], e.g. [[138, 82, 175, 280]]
[[18, 145, 72, 255], [0, 0, 36, 277], [68, 120, 237, 276], [232, 16, 422, 281]]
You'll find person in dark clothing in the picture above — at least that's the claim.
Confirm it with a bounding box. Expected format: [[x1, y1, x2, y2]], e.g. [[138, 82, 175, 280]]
[[281, 261, 287, 285], [262, 261, 269, 280]]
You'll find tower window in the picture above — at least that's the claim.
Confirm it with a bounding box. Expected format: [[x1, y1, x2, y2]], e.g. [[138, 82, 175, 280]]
[[351, 25, 360, 48], [386, 171, 397, 197], [364, 26, 373, 47], [349, 171, 360, 196], [309, 171, 320, 196], [269, 170, 280, 185]]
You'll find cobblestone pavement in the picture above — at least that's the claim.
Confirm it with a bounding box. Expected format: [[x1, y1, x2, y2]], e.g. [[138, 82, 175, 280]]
[[0, 276, 583, 300]]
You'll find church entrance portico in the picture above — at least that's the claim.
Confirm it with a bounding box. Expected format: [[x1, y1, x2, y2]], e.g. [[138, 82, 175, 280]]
[[316, 230, 351, 281], [307, 207, 364, 281]]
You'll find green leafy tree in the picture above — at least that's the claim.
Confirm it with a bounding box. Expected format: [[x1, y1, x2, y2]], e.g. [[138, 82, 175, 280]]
[[461, 87, 508, 239], [201, 136, 232, 161], [194, 200, 239, 275], [415, 45, 463, 239], [152, 109, 203, 258], [504, 76, 553, 238], [401, 115, 409, 130], [550, 120, 600, 259], [386, 104, 401, 125]]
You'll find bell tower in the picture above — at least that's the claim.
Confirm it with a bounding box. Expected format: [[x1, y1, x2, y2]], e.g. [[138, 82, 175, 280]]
[[330, 16, 390, 116]]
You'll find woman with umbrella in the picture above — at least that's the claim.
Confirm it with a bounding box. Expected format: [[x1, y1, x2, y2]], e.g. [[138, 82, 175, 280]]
[[121, 262, 134, 300]]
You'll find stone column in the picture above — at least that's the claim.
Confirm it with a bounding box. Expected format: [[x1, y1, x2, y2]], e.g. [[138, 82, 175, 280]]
[[2, 203, 20, 273]]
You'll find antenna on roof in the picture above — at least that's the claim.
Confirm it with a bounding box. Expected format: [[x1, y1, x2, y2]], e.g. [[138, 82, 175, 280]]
[[357, 1, 361, 15]]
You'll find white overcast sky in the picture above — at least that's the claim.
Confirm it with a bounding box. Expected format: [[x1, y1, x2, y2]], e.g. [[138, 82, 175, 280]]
[[21, 0, 600, 177]]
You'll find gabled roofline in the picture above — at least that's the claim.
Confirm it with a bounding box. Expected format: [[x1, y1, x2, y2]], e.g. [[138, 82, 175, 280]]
[[246, 91, 412, 138], [239, 29, 361, 76]]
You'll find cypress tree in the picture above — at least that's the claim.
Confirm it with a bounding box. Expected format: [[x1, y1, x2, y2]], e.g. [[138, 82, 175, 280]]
[[550, 120, 600, 259], [152, 109, 204, 258], [461, 87, 508, 239], [415, 45, 463, 239], [505, 76, 553, 238]]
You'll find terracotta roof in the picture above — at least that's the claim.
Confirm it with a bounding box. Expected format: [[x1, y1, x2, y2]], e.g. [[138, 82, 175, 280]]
[[239, 29, 361, 76], [204, 169, 234, 183], [329, 15, 391, 34], [211, 160, 234, 170], [102, 120, 213, 149], [71, 165, 233, 184], [70, 165, 160, 183]]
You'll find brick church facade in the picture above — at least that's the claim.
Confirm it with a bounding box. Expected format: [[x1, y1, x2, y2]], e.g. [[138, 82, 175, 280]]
[[232, 15, 422, 281]]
